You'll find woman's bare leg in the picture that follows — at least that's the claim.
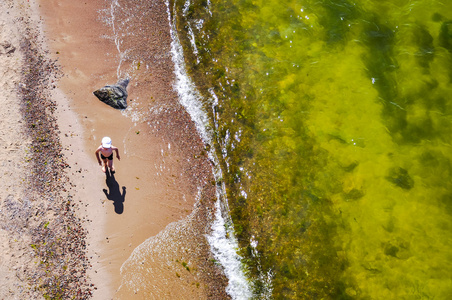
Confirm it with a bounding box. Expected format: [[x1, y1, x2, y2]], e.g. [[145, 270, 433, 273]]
[[102, 159, 108, 173], [108, 159, 115, 172]]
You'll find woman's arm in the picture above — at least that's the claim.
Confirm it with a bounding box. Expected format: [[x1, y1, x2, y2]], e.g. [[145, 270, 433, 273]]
[[113, 146, 121, 160], [95, 147, 102, 165]]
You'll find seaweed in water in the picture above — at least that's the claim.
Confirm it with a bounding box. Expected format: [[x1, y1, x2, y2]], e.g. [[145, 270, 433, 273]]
[[386, 167, 414, 190]]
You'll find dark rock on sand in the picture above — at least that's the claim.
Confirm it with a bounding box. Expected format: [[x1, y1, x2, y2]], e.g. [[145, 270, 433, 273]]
[[0, 41, 16, 55], [93, 78, 129, 109]]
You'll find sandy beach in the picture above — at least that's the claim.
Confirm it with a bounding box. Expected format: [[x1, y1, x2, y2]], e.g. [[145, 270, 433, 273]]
[[0, 0, 228, 299]]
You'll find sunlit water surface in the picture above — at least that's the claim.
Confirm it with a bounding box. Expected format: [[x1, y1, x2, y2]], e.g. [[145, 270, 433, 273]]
[[101, 0, 452, 298], [170, 0, 452, 298]]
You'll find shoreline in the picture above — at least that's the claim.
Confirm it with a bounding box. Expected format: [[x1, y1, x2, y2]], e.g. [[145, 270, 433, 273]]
[[0, 0, 229, 298], [38, 0, 230, 299]]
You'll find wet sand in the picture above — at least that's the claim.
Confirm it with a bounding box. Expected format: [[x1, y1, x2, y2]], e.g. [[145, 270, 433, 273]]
[[0, 0, 228, 299], [38, 0, 229, 299]]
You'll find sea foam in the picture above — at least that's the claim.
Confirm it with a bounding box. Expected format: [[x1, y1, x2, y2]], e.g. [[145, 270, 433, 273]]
[[165, 1, 252, 299]]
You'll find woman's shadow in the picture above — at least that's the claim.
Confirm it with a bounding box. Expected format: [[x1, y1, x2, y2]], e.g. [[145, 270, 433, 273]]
[[103, 170, 126, 214]]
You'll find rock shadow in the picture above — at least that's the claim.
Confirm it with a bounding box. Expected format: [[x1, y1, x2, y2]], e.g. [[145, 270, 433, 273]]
[[103, 170, 126, 214]]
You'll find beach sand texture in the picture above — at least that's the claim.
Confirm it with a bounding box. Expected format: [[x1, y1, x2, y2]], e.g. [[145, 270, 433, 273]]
[[0, 0, 228, 299], [0, 0, 32, 297]]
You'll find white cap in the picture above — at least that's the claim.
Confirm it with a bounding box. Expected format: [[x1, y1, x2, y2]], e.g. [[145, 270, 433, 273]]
[[102, 136, 112, 148]]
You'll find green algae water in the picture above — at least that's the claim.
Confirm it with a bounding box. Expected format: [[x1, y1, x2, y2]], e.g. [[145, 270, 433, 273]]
[[170, 0, 452, 298]]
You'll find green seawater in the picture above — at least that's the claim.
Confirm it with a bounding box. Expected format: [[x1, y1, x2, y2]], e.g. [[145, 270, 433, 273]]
[[171, 0, 452, 298]]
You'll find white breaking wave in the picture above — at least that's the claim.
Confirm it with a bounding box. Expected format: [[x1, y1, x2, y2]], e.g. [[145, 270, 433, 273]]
[[165, 1, 253, 299], [207, 182, 254, 299]]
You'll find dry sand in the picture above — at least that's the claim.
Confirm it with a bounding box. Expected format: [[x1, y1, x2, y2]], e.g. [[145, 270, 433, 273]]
[[1, 0, 94, 298], [0, 0, 229, 299], [0, 1, 32, 297]]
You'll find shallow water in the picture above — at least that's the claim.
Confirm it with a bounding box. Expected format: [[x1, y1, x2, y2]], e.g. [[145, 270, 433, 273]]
[[171, 0, 452, 298]]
